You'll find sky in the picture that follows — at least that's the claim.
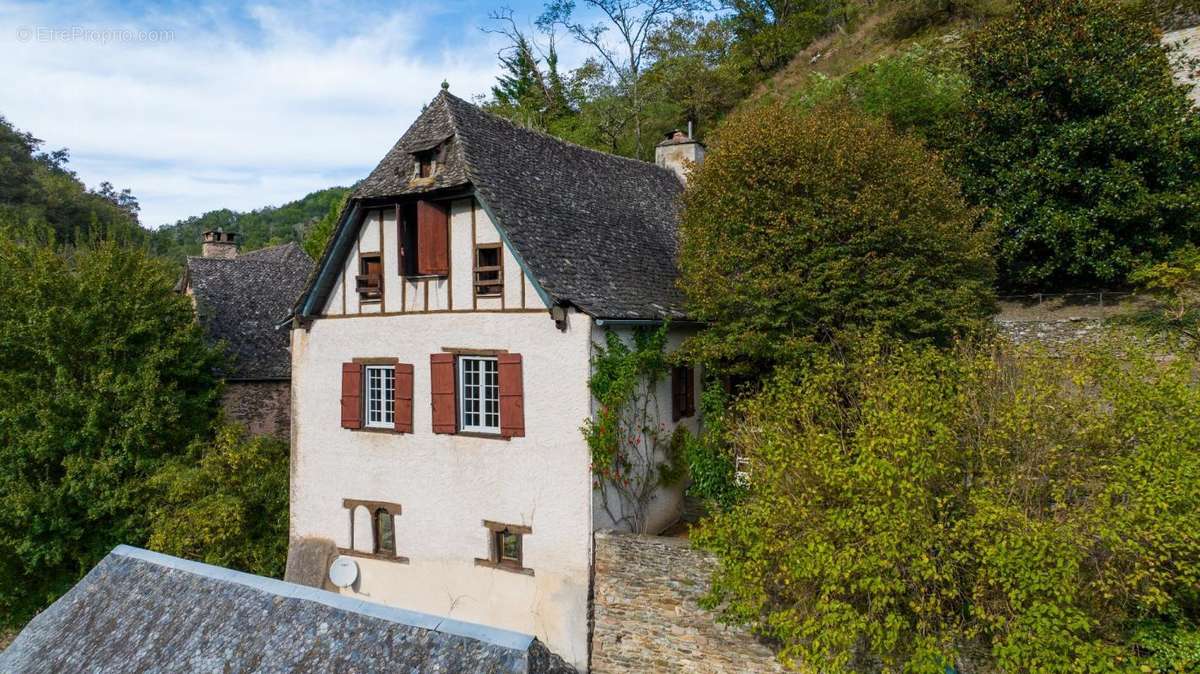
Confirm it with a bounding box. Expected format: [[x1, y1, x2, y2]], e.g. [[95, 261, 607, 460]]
[[0, 0, 586, 228]]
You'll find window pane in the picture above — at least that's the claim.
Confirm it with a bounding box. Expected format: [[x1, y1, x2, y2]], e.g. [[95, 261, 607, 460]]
[[375, 509, 395, 555], [460, 357, 499, 433], [365, 366, 395, 428], [500, 532, 520, 562]]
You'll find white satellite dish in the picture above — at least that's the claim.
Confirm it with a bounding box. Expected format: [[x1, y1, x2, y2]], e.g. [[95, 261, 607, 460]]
[[328, 555, 359, 588]]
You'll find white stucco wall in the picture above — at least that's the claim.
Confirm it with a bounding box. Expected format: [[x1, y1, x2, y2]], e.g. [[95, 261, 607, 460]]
[[322, 198, 542, 316], [589, 324, 700, 535], [290, 308, 594, 670]]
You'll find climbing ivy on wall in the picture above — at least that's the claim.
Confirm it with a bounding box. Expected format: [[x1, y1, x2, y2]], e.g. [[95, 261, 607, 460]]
[[583, 326, 685, 533]]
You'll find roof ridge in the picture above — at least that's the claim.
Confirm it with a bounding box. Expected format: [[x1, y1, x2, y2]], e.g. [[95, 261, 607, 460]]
[[439, 91, 678, 177]]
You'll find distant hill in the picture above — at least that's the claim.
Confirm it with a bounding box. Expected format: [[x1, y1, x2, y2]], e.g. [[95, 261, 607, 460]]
[[148, 187, 350, 263]]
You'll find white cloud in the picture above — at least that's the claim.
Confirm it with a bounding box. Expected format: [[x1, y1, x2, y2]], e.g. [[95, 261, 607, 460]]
[[0, 1, 515, 227]]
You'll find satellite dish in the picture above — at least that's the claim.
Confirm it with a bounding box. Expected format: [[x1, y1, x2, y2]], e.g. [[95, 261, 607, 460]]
[[328, 556, 359, 588]]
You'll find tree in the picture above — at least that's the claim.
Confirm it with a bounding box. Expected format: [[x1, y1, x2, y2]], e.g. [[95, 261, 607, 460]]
[[725, 0, 851, 74], [0, 116, 145, 247], [148, 423, 289, 578], [0, 240, 221, 626], [483, 8, 574, 130], [948, 0, 1200, 289], [1125, 244, 1200, 352], [678, 100, 995, 374], [694, 337, 1200, 671], [302, 191, 347, 261], [539, 0, 707, 159]]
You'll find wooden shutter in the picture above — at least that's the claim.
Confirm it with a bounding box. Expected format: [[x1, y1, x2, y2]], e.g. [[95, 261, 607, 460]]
[[341, 362, 363, 429], [417, 200, 449, 276], [683, 366, 696, 418], [395, 204, 406, 276], [672, 366, 695, 421], [395, 363, 414, 433], [430, 353, 456, 434], [498, 353, 525, 438]]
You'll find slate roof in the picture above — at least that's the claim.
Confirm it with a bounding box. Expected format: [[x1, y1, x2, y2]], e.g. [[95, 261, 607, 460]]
[[0, 546, 575, 674], [183, 242, 314, 380], [305, 91, 687, 321]]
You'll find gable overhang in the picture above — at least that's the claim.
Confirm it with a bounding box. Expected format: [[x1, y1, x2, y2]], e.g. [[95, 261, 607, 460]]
[[294, 186, 558, 321]]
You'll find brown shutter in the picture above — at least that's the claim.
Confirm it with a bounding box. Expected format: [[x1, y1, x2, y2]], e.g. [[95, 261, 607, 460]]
[[431, 353, 456, 434], [499, 353, 525, 438], [671, 366, 684, 422], [341, 362, 363, 429], [683, 366, 696, 418], [395, 363, 414, 433], [417, 200, 449, 276], [396, 204, 406, 276]]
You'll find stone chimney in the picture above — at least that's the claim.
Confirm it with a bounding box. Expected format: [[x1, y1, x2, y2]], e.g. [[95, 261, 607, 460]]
[[201, 228, 238, 259], [655, 125, 706, 185]]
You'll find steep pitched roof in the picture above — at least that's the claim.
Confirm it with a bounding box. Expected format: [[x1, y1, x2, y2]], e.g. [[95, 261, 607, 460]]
[[302, 91, 687, 321], [0, 546, 573, 674], [184, 242, 314, 380]]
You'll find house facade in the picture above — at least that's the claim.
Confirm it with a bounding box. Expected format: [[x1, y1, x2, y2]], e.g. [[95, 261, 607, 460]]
[[177, 234, 314, 436], [286, 90, 704, 669]]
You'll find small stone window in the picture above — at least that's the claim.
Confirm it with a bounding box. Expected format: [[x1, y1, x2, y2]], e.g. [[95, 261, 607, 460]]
[[374, 508, 396, 556], [475, 520, 533, 575], [339, 499, 407, 563]]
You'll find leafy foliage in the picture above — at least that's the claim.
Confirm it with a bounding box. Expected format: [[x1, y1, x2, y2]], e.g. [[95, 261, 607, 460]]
[[148, 422, 289, 579], [302, 191, 348, 261], [678, 100, 995, 374], [947, 0, 1200, 289], [0, 116, 144, 247], [680, 380, 743, 510], [0, 240, 221, 627], [583, 326, 684, 533], [693, 337, 1200, 671], [149, 186, 350, 263], [1125, 244, 1200, 352]]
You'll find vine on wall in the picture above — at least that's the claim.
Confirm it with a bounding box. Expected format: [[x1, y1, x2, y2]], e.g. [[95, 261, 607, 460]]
[[583, 326, 685, 533]]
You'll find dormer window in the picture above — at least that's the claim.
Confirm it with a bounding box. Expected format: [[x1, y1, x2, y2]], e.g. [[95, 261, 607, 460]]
[[415, 149, 436, 178]]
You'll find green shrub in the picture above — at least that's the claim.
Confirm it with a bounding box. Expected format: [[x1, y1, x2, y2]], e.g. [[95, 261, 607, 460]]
[[884, 0, 1012, 39], [677, 100, 995, 374], [693, 337, 1200, 671], [148, 422, 289, 578], [682, 381, 743, 510], [0, 240, 221, 626], [948, 0, 1200, 289]]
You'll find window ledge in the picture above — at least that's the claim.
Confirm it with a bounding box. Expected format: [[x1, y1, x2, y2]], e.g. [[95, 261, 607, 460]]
[[337, 548, 410, 565], [457, 431, 510, 441], [402, 274, 447, 281], [474, 558, 534, 576], [350, 427, 407, 435]]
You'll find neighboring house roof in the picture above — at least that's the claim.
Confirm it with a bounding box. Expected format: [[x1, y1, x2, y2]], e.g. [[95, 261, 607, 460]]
[[300, 91, 687, 321], [183, 242, 314, 380], [1166, 25, 1200, 106], [0, 546, 574, 674]]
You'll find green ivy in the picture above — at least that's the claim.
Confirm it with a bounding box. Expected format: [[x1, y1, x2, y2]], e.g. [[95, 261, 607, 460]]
[[682, 381, 744, 510]]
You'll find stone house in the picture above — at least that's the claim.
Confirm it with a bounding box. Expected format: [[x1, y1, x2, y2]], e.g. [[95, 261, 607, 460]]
[[176, 231, 314, 436], [284, 90, 706, 670]]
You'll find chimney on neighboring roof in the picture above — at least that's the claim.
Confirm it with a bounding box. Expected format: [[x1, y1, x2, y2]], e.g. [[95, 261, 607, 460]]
[[201, 228, 238, 259], [655, 125, 705, 185]]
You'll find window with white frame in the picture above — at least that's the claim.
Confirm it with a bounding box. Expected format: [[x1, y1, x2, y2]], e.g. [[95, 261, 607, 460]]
[[365, 365, 395, 428], [459, 356, 499, 433]]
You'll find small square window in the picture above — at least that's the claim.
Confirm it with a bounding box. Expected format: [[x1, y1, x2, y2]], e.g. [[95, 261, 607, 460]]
[[364, 365, 395, 429], [459, 356, 499, 434], [356, 254, 383, 301], [495, 529, 522, 565], [474, 244, 503, 298], [475, 521, 531, 574]]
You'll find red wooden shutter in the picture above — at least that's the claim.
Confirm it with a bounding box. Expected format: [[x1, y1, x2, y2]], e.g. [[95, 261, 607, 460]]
[[395, 363, 414, 433], [499, 353, 525, 438], [396, 204, 406, 276], [417, 200, 449, 276], [430, 353, 456, 434], [341, 362, 363, 429]]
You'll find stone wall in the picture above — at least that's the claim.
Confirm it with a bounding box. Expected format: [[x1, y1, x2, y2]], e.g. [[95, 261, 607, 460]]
[[222, 379, 290, 437], [591, 531, 783, 674]]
